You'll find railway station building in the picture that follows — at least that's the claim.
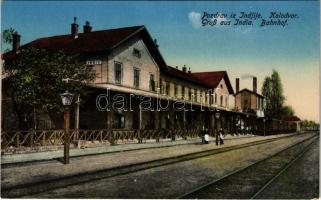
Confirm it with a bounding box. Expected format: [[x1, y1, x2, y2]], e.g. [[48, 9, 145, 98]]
[[2, 19, 264, 137]]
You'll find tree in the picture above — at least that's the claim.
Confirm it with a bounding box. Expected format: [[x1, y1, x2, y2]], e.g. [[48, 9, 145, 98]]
[[270, 70, 285, 118], [300, 120, 319, 130], [261, 70, 286, 119], [4, 48, 96, 129], [281, 105, 295, 117], [2, 27, 16, 52], [261, 76, 272, 117]]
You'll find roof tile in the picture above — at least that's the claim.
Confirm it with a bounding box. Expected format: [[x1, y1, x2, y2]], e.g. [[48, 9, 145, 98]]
[[192, 71, 234, 94], [23, 26, 144, 53]]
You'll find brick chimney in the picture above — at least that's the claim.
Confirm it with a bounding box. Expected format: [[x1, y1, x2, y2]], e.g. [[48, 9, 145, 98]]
[[188, 67, 191, 74], [182, 65, 187, 73], [12, 32, 21, 52], [71, 17, 79, 38], [83, 21, 92, 33], [253, 77, 257, 93], [236, 78, 240, 93]]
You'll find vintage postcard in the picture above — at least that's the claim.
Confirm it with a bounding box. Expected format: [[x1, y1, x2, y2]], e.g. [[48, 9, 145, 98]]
[[1, 1, 319, 199]]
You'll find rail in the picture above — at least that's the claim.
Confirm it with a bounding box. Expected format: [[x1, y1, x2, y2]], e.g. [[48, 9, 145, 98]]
[[178, 133, 318, 199]]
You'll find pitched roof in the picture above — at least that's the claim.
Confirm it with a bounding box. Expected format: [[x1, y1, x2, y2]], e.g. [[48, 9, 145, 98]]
[[234, 88, 264, 98], [2, 25, 167, 68], [24, 26, 143, 53], [162, 66, 209, 88], [2, 25, 237, 93], [283, 116, 301, 122], [192, 71, 234, 94]]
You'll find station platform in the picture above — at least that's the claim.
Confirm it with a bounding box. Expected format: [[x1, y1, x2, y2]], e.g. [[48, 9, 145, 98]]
[[3, 133, 260, 164], [2, 134, 256, 164], [1, 133, 299, 189]]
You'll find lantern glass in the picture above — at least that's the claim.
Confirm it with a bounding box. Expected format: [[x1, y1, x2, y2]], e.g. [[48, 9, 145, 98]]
[[60, 91, 74, 106], [116, 109, 123, 115], [215, 112, 220, 119]]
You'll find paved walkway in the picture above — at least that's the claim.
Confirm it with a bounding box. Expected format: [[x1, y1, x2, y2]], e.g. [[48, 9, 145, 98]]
[[2, 133, 298, 188], [2, 134, 254, 164]]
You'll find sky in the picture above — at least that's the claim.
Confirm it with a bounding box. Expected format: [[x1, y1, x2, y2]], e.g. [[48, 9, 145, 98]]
[[1, 1, 320, 122]]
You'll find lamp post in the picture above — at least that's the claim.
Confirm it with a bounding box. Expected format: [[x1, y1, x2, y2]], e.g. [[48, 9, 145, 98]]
[[215, 111, 220, 146], [60, 90, 74, 164], [236, 115, 240, 135], [62, 78, 80, 148], [155, 87, 161, 132], [280, 121, 282, 133], [246, 114, 249, 135], [263, 118, 266, 136]]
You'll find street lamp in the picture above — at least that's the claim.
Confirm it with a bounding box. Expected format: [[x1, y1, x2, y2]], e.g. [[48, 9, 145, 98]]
[[60, 90, 74, 164], [246, 114, 250, 135], [215, 112, 221, 119], [263, 118, 266, 136], [280, 121, 283, 133], [61, 91, 74, 106], [236, 115, 240, 135], [215, 111, 220, 146]]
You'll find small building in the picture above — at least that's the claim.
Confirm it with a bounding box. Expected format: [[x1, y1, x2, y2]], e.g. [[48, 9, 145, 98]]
[[282, 116, 301, 132], [234, 77, 264, 118]]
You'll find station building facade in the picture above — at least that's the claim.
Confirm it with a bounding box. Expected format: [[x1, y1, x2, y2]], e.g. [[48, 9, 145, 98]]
[[2, 20, 263, 134]]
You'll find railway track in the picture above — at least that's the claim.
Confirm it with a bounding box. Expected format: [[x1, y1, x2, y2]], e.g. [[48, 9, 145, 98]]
[[2, 132, 316, 198], [178, 133, 319, 199]]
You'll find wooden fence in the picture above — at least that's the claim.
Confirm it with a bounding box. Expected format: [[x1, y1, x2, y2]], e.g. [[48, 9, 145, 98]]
[[1, 129, 205, 153]]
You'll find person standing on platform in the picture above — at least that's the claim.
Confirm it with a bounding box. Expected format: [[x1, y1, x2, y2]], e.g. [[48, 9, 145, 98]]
[[219, 128, 224, 145], [204, 128, 209, 144], [202, 127, 205, 144]]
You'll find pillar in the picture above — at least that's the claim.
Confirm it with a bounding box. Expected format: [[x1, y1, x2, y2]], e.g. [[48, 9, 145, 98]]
[[138, 104, 143, 143], [210, 112, 215, 136], [170, 111, 175, 141], [155, 111, 160, 129], [74, 95, 80, 147], [107, 109, 114, 144], [183, 109, 186, 129]]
